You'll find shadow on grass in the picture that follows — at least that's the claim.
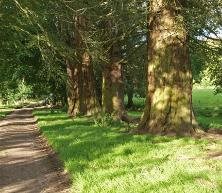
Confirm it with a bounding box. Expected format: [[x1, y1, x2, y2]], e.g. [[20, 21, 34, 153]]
[[193, 106, 222, 130], [37, 116, 71, 122], [0, 109, 12, 119], [36, 110, 208, 177], [141, 171, 211, 192], [194, 106, 222, 117]]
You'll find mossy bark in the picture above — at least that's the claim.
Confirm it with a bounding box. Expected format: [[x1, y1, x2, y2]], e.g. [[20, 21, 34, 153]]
[[102, 43, 126, 119], [66, 60, 80, 116], [138, 0, 196, 135]]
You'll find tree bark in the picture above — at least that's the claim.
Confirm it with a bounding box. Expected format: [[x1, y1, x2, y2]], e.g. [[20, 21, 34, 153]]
[[66, 60, 80, 116], [138, 0, 196, 135], [66, 16, 100, 117], [79, 51, 100, 115], [102, 42, 126, 119]]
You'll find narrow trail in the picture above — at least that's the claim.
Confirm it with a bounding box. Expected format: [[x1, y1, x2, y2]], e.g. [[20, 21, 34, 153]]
[[0, 108, 70, 193]]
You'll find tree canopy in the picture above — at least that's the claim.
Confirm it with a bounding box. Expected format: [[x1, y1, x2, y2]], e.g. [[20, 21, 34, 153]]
[[0, 0, 221, 133]]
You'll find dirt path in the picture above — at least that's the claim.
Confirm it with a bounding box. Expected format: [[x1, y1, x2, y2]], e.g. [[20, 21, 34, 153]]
[[0, 108, 70, 193]]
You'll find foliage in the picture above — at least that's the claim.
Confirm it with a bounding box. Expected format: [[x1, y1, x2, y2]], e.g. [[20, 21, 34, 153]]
[[0, 80, 32, 105], [0, 0, 67, 103], [15, 80, 32, 101], [0, 0, 222, 102]]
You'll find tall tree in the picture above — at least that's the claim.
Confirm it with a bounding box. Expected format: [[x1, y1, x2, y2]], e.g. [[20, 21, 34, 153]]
[[102, 40, 125, 119], [66, 15, 100, 116], [138, 0, 196, 135]]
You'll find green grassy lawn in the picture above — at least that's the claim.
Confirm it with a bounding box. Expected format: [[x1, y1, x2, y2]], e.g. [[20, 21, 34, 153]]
[[34, 89, 222, 193], [193, 89, 222, 130]]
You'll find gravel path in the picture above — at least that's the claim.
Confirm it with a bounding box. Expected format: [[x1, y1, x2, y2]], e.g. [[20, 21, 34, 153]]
[[0, 108, 70, 193]]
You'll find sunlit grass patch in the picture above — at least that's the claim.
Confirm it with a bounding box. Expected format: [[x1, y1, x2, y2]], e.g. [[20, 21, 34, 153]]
[[34, 108, 222, 193]]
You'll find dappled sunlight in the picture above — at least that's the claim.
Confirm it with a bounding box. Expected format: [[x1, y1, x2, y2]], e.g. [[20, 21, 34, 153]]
[[0, 109, 70, 192], [1, 0, 221, 192], [34, 108, 222, 193]]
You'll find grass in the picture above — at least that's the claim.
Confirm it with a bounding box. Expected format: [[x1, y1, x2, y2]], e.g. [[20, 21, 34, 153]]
[[193, 89, 222, 130], [128, 89, 222, 131], [34, 89, 222, 193], [0, 105, 13, 119]]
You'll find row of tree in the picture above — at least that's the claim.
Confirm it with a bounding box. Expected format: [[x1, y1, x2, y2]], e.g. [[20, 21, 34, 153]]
[[0, 0, 221, 135]]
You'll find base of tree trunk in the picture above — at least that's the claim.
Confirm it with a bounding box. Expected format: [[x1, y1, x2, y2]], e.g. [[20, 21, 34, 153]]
[[136, 119, 201, 136], [135, 0, 199, 137]]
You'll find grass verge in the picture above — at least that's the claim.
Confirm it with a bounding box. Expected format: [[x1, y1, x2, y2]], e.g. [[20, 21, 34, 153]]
[[193, 89, 222, 130], [34, 89, 222, 193], [0, 105, 13, 119]]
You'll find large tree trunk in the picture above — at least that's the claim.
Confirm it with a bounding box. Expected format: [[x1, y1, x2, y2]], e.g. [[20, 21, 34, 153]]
[[138, 0, 196, 135], [66, 16, 100, 117], [79, 52, 100, 115], [102, 42, 126, 119]]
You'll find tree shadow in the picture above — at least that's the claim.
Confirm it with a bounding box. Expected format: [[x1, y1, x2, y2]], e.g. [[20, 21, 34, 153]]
[[37, 116, 70, 122], [194, 106, 222, 131], [0, 109, 12, 118], [141, 171, 212, 192], [36, 110, 208, 176], [207, 151, 222, 159], [0, 153, 70, 192], [0, 108, 71, 192]]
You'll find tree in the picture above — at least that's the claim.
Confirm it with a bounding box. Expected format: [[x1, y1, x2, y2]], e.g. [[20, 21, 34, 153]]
[[100, 0, 146, 119], [186, 0, 222, 93], [66, 15, 100, 116], [138, 0, 196, 135], [102, 40, 125, 119], [1, 0, 221, 124]]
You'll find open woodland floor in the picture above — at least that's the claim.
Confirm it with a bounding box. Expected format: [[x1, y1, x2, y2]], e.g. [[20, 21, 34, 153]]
[[33, 89, 222, 193]]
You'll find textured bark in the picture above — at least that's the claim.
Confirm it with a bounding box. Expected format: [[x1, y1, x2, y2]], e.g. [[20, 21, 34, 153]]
[[66, 60, 80, 116], [66, 16, 100, 117], [102, 43, 126, 119], [79, 52, 100, 115], [138, 0, 196, 135]]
